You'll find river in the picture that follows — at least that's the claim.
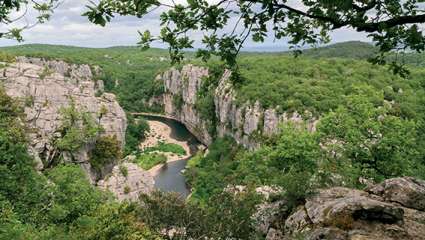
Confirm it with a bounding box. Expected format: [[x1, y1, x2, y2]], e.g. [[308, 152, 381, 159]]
[[141, 115, 200, 198]]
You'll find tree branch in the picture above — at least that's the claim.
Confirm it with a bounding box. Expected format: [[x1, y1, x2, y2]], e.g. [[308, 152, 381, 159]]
[[357, 14, 425, 32]]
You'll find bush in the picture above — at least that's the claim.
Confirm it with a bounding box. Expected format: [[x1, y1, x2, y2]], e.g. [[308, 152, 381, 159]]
[[55, 102, 102, 153], [46, 164, 108, 224], [119, 165, 128, 177], [135, 153, 167, 170], [317, 90, 420, 182], [0, 51, 15, 63], [143, 141, 186, 156], [137, 190, 260, 239], [124, 115, 150, 155], [173, 93, 184, 111], [123, 186, 131, 194], [70, 203, 160, 240], [89, 135, 122, 172]]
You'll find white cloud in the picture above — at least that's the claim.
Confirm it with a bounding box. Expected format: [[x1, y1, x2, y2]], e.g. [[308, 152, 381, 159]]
[[0, 0, 371, 49]]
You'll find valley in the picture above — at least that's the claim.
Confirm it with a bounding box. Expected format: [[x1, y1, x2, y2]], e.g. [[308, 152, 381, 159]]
[[2, 42, 425, 239]]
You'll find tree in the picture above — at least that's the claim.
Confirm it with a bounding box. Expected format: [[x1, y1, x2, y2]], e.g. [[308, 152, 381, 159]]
[[137, 190, 260, 239], [317, 87, 419, 182], [0, 0, 60, 41], [85, 0, 425, 73], [89, 135, 122, 172]]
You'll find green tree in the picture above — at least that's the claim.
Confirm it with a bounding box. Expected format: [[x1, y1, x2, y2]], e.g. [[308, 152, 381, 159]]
[[85, 0, 425, 74], [89, 135, 122, 172], [55, 102, 102, 154], [318, 88, 419, 182], [124, 115, 150, 155], [0, 87, 52, 227], [137, 190, 260, 239], [46, 165, 108, 224], [71, 202, 160, 240]]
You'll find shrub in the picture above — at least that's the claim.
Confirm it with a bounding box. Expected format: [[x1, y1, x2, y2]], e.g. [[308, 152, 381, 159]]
[[124, 115, 150, 155], [38, 66, 54, 80], [123, 186, 131, 194], [317, 90, 420, 182], [135, 153, 167, 170], [55, 102, 102, 153], [119, 165, 128, 177], [89, 135, 122, 172], [0, 51, 15, 63], [143, 141, 186, 156], [46, 164, 107, 224], [173, 93, 184, 111], [137, 189, 260, 239]]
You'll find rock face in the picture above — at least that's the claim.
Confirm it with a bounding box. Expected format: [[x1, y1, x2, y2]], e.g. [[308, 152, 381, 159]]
[[368, 177, 425, 211], [258, 177, 425, 240], [155, 65, 318, 149], [0, 58, 127, 182], [160, 65, 213, 145], [97, 163, 154, 201]]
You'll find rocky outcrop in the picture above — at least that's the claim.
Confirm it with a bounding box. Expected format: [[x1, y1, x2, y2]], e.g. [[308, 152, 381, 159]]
[[155, 65, 318, 149], [257, 177, 425, 240], [97, 163, 154, 201], [0, 58, 127, 182], [160, 65, 212, 144], [368, 177, 425, 211]]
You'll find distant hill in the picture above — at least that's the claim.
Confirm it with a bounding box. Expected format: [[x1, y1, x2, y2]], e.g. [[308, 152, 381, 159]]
[[301, 41, 378, 60]]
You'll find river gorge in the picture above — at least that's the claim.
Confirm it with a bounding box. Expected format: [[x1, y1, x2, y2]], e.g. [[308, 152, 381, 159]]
[[141, 115, 202, 198]]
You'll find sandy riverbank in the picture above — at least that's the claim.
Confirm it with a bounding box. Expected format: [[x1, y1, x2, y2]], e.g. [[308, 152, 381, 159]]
[[140, 120, 192, 176]]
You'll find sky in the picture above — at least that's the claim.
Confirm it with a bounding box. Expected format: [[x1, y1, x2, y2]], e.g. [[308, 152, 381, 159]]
[[0, 0, 371, 50]]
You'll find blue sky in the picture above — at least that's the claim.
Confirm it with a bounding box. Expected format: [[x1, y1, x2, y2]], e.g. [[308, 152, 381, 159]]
[[0, 0, 371, 49]]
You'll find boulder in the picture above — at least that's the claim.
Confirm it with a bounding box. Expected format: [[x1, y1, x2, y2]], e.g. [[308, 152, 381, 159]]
[[304, 187, 404, 226], [368, 177, 425, 211], [273, 181, 425, 240]]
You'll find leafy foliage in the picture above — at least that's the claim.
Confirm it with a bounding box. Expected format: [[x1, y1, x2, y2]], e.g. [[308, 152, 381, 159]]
[[55, 102, 102, 153], [0, 51, 15, 63], [46, 165, 109, 224], [125, 115, 150, 155], [0, 0, 59, 41], [143, 141, 186, 156], [134, 153, 167, 170], [318, 90, 419, 182], [86, 0, 425, 75], [233, 54, 425, 115], [186, 124, 320, 207], [89, 135, 122, 172], [137, 190, 260, 239]]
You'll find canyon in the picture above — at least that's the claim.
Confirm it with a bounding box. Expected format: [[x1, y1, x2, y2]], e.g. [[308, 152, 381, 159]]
[[2, 56, 425, 239], [152, 64, 318, 149]]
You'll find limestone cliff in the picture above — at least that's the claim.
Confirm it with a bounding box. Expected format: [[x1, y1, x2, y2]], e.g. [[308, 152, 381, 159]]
[[0, 57, 127, 182], [154, 64, 317, 149]]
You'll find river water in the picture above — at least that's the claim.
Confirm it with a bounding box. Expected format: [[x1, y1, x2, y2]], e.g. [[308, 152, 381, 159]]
[[142, 115, 200, 198]]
